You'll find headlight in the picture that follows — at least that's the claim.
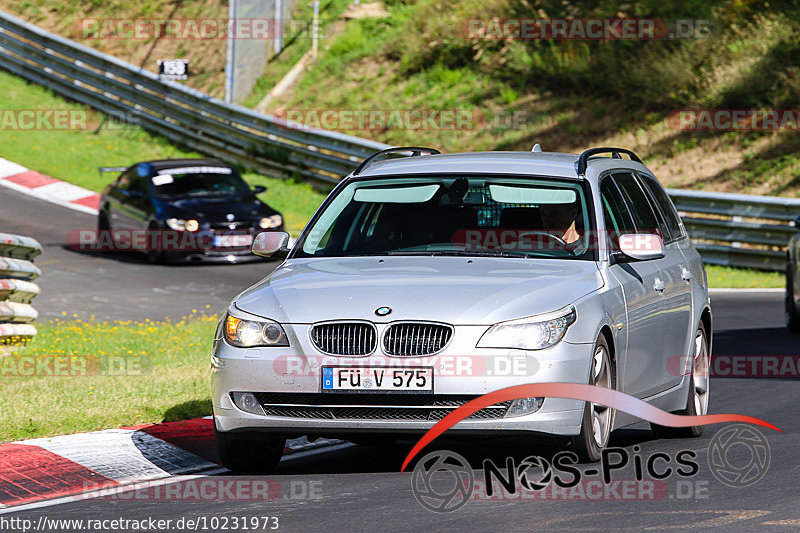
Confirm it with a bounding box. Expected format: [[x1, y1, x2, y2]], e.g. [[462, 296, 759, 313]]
[[166, 218, 200, 232], [477, 306, 576, 350], [259, 214, 283, 229], [224, 314, 289, 347]]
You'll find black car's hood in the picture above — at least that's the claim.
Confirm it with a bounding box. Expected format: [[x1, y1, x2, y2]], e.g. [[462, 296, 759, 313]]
[[156, 196, 275, 221]]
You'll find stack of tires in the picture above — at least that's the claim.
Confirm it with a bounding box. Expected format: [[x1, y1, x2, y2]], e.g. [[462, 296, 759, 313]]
[[0, 233, 41, 355]]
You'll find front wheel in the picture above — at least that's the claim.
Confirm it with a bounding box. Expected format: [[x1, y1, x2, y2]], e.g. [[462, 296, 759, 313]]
[[572, 335, 615, 463], [214, 425, 286, 473], [651, 322, 709, 438], [786, 263, 800, 333], [145, 222, 166, 264]]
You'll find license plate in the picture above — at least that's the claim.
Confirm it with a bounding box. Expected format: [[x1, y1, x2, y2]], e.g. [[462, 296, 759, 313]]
[[213, 234, 252, 247], [322, 366, 433, 392]]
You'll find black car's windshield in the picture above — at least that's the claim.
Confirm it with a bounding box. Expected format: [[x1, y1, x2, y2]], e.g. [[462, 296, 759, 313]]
[[296, 175, 596, 260], [151, 168, 251, 198]]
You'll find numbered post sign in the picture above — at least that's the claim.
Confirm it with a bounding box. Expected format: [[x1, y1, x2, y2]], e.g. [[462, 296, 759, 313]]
[[158, 59, 189, 81]]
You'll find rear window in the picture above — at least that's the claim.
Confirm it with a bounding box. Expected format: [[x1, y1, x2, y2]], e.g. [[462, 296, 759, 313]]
[[639, 175, 684, 241], [612, 172, 662, 237]]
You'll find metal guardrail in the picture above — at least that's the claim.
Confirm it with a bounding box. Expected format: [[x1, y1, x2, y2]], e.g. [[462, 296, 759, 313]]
[[0, 10, 798, 271], [0, 11, 389, 189], [667, 189, 800, 272], [0, 233, 41, 355]]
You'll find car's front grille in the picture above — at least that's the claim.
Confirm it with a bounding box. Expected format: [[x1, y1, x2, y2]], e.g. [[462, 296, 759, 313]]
[[383, 323, 453, 356], [209, 221, 251, 230], [253, 393, 510, 421], [310, 322, 377, 355]]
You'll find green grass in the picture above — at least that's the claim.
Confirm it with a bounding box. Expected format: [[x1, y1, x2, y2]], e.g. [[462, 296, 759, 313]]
[[705, 265, 784, 288], [0, 70, 326, 233], [273, 1, 800, 197], [0, 314, 218, 442]]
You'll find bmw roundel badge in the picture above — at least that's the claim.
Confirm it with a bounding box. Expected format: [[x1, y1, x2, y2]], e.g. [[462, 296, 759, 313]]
[[375, 306, 392, 317]]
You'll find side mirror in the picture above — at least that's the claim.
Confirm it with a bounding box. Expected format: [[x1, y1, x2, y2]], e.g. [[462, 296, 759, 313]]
[[617, 234, 665, 261], [252, 231, 290, 259], [253, 185, 267, 195]]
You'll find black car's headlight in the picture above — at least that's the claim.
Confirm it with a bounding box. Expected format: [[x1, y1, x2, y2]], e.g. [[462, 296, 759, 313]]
[[166, 218, 199, 232], [224, 313, 289, 347], [259, 214, 283, 229]]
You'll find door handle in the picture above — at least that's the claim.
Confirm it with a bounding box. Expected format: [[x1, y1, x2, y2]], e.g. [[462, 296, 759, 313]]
[[681, 268, 693, 282], [654, 278, 665, 292]]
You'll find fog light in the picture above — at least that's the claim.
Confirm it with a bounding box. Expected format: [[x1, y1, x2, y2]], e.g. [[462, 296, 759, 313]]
[[231, 392, 264, 415], [505, 397, 544, 418]]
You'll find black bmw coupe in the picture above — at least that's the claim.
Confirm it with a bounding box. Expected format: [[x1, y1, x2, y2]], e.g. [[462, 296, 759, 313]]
[[97, 159, 284, 263]]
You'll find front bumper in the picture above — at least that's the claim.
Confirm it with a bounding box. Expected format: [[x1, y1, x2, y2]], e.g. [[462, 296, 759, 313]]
[[211, 323, 593, 438], [168, 227, 284, 263]]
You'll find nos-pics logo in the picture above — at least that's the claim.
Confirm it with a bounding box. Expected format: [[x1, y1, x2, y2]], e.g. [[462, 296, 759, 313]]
[[411, 424, 770, 513]]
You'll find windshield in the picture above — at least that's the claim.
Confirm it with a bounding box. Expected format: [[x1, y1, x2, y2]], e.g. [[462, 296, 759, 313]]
[[295, 175, 596, 260], [151, 169, 251, 198]]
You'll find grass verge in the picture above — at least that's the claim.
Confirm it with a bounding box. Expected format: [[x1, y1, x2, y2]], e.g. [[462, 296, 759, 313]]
[[0, 70, 327, 234], [705, 265, 784, 289], [0, 314, 217, 442]]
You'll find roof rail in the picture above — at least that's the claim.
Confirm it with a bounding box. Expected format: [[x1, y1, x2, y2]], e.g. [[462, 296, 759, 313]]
[[352, 147, 440, 176], [575, 147, 642, 176]]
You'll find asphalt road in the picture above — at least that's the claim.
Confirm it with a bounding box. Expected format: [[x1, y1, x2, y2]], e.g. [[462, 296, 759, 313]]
[[3, 187, 800, 532], [0, 187, 278, 321]]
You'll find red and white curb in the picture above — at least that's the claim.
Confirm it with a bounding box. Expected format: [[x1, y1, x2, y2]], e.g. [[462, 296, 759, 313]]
[[0, 157, 100, 215], [0, 417, 342, 510]]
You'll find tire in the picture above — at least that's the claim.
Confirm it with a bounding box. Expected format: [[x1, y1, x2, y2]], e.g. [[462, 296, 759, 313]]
[[97, 209, 111, 240], [572, 334, 615, 463], [214, 425, 286, 473], [145, 222, 166, 264], [651, 322, 709, 439], [786, 263, 800, 333]]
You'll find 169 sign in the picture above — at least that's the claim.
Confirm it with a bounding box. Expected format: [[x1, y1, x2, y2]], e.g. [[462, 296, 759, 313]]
[[158, 59, 189, 81]]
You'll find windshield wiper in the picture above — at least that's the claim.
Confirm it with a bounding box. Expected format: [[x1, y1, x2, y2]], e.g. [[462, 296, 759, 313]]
[[386, 250, 532, 258]]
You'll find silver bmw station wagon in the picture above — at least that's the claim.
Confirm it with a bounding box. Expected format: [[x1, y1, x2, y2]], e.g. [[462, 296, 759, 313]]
[[211, 146, 712, 470]]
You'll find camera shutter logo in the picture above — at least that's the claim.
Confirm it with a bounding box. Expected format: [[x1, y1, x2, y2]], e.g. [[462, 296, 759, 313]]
[[411, 450, 473, 512], [517, 455, 553, 491], [708, 424, 770, 487]]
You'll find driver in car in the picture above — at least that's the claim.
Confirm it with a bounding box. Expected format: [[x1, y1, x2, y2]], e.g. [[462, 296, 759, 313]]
[[539, 201, 581, 245]]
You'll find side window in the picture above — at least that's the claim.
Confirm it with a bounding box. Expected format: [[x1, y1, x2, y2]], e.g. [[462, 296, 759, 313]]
[[128, 173, 148, 194], [600, 178, 635, 250], [612, 172, 664, 237], [116, 170, 132, 191], [639, 175, 684, 241]]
